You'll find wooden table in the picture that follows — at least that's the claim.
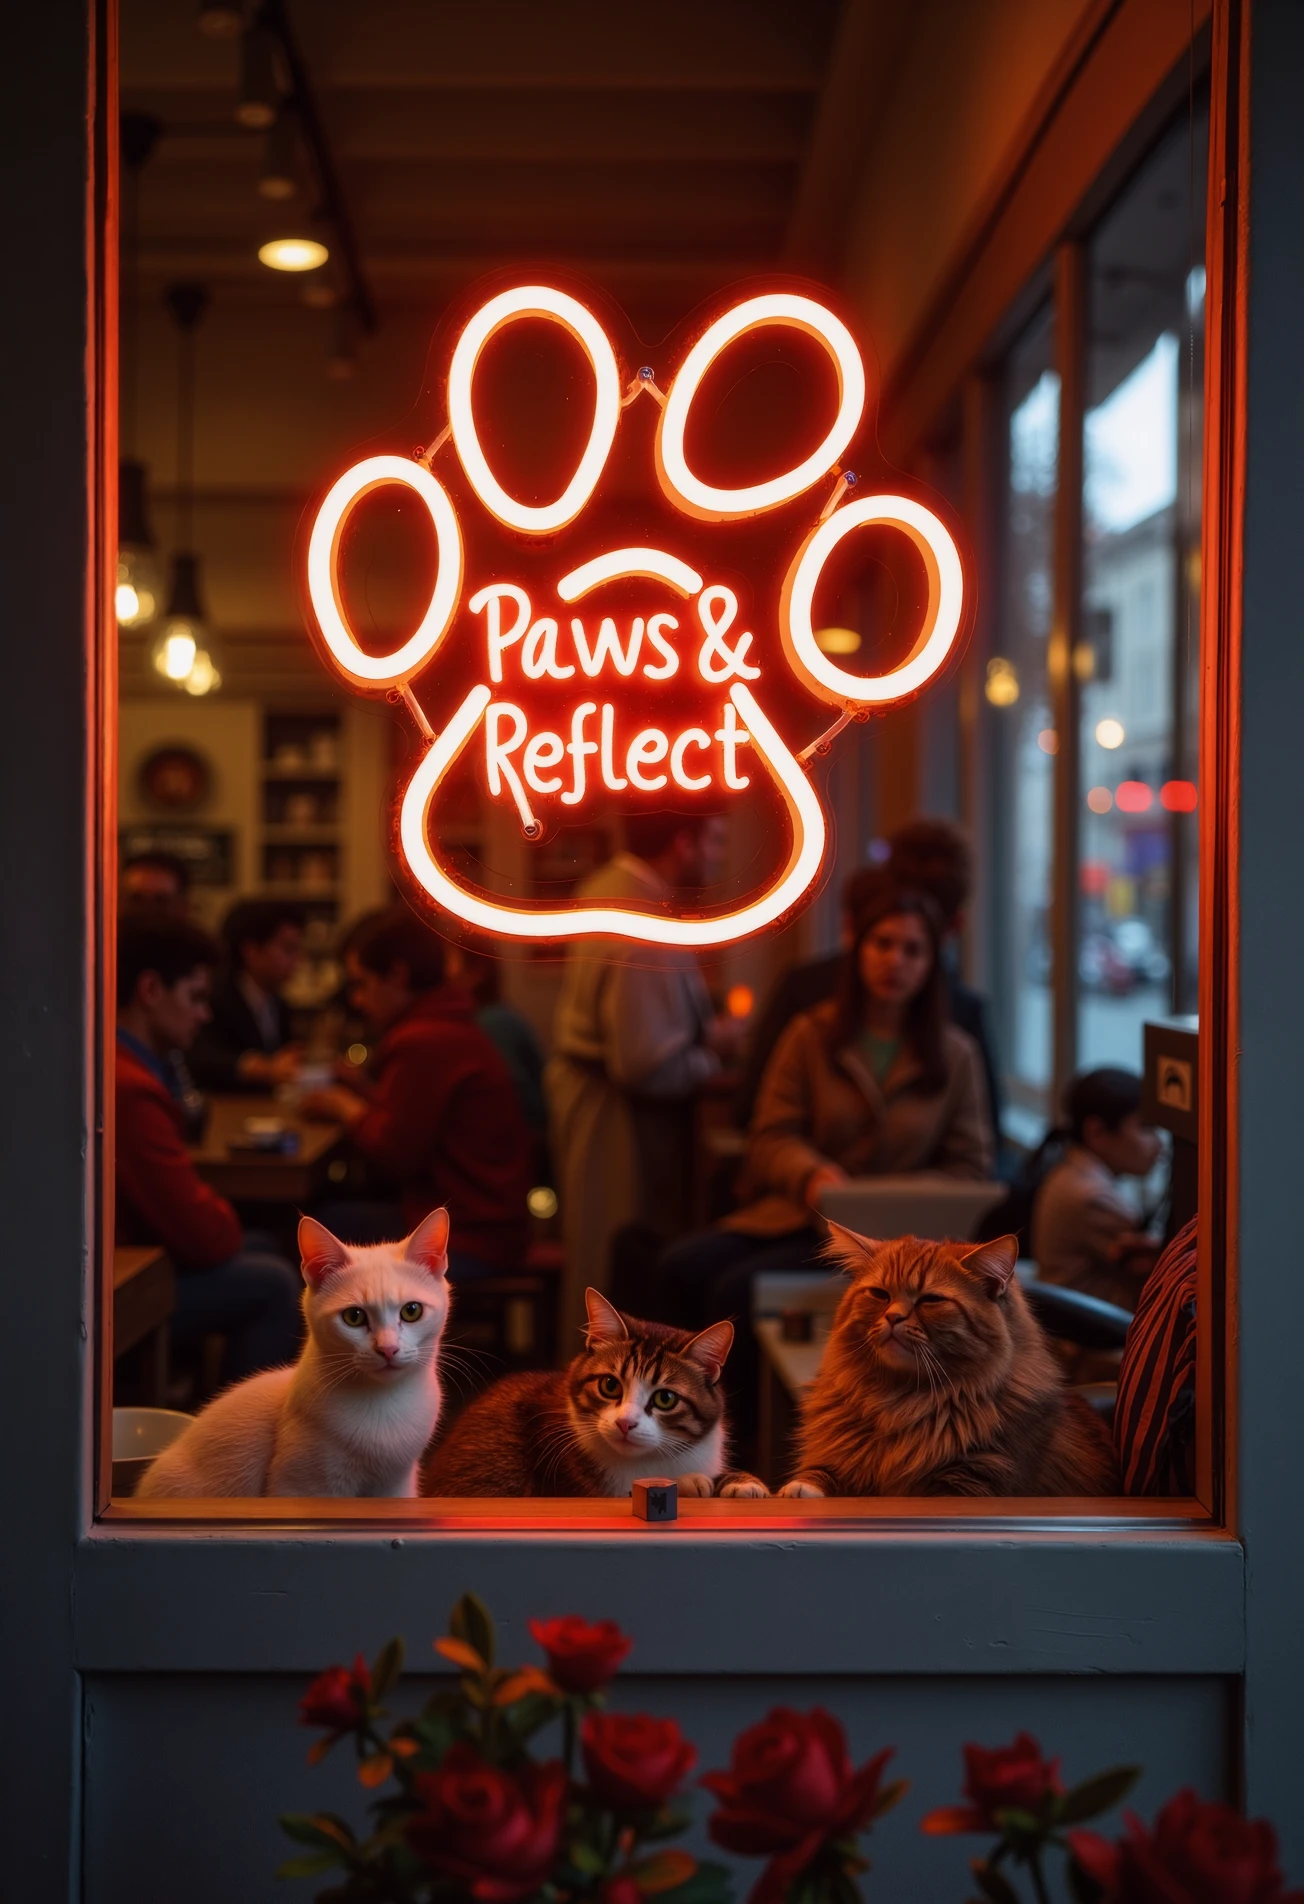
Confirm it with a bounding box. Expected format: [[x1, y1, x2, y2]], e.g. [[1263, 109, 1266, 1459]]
[[189, 1096, 345, 1202], [113, 1245, 176, 1402]]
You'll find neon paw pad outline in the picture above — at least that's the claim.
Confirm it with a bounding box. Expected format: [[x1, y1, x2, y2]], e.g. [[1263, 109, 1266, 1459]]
[[304, 283, 967, 948]]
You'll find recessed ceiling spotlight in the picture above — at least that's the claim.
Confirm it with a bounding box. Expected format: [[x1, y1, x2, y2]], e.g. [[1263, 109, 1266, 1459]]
[[259, 236, 330, 272]]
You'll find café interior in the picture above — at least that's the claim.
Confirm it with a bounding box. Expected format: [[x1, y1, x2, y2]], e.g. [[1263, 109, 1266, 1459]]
[[111, 0, 1207, 1506]]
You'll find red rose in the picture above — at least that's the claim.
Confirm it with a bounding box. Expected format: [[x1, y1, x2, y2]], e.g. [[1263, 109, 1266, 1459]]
[[922, 1732, 1063, 1834], [704, 1709, 895, 1904], [600, 1879, 645, 1904], [529, 1615, 632, 1694], [406, 1744, 567, 1903], [298, 1654, 370, 1731], [1069, 1790, 1304, 1903], [582, 1711, 697, 1809]]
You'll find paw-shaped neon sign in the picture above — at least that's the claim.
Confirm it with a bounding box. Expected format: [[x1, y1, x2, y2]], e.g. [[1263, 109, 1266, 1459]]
[[303, 282, 967, 948]]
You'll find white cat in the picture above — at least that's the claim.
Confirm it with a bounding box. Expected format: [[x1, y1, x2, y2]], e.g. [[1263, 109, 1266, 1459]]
[[137, 1210, 451, 1499]]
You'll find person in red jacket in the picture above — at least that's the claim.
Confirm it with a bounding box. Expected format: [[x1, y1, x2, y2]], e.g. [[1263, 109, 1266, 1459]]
[[116, 914, 302, 1383], [301, 908, 531, 1277]]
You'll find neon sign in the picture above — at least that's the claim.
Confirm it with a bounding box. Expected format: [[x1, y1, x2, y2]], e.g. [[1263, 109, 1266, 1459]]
[[303, 282, 968, 947]]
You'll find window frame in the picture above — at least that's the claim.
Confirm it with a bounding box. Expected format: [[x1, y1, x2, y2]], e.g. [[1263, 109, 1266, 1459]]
[[95, 0, 1229, 1536]]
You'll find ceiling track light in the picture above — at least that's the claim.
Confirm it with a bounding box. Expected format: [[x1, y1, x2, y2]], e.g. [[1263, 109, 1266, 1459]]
[[257, 104, 299, 200], [236, 15, 279, 129]]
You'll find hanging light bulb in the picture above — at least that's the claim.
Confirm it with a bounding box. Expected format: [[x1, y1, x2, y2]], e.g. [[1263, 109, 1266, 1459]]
[[119, 115, 162, 629], [236, 17, 278, 129], [150, 283, 223, 694], [149, 551, 220, 693], [257, 105, 299, 200], [116, 459, 160, 627]]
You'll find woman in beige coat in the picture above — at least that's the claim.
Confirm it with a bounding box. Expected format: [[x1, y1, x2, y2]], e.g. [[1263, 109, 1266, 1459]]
[[647, 884, 995, 1443]]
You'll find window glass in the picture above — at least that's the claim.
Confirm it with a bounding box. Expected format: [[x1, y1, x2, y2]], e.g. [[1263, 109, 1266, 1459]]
[[1077, 109, 1209, 1066], [991, 306, 1058, 1138]]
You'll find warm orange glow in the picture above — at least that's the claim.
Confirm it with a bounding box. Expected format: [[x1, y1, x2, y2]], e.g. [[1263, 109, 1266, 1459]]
[[306, 456, 463, 687], [1160, 779, 1198, 812], [655, 294, 866, 520], [448, 285, 621, 534], [1114, 780, 1153, 813], [780, 495, 963, 708], [304, 282, 970, 948], [726, 984, 755, 1019]]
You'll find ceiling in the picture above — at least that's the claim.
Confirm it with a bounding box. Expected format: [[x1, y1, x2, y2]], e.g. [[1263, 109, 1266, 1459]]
[[118, 0, 914, 698]]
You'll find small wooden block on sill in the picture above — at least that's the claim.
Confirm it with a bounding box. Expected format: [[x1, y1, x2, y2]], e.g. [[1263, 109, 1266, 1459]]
[[632, 1477, 678, 1522]]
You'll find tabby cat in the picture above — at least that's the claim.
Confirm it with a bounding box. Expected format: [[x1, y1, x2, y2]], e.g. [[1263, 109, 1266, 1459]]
[[423, 1288, 768, 1498], [781, 1227, 1119, 1498]]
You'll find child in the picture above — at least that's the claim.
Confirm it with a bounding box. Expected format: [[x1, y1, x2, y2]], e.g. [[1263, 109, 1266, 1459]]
[[1030, 1068, 1163, 1312]]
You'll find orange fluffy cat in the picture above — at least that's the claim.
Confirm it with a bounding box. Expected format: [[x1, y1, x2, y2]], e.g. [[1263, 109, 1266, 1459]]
[[781, 1228, 1119, 1499]]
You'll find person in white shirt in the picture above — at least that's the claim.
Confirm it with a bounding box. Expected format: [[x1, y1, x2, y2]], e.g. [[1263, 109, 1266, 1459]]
[[545, 811, 741, 1336], [1030, 1067, 1163, 1312]]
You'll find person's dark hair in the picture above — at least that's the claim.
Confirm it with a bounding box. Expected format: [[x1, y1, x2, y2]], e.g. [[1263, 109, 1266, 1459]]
[[1063, 1066, 1143, 1141], [220, 897, 305, 966], [121, 849, 191, 895], [974, 1067, 1146, 1250], [831, 884, 948, 1090], [624, 808, 720, 865], [350, 905, 446, 991], [117, 913, 219, 1008], [841, 863, 893, 926], [886, 819, 973, 929]]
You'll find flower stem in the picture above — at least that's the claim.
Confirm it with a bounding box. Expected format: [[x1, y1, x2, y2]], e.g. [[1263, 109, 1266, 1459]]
[[563, 1703, 576, 1777], [1028, 1851, 1052, 1904]]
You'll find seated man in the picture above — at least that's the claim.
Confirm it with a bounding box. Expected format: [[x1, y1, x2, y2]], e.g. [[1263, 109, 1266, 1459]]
[[301, 907, 531, 1279], [116, 914, 302, 1384], [190, 897, 304, 1092]]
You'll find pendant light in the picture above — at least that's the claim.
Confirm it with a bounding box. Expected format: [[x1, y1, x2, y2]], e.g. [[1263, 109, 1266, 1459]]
[[149, 283, 223, 695], [117, 112, 162, 630]]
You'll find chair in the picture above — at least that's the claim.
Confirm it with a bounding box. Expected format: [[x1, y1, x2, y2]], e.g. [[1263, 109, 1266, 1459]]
[[445, 1238, 562, 1371], [1021, 1279, 1132, 1351]]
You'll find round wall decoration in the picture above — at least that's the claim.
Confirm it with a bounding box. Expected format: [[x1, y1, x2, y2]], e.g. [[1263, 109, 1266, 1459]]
[[138, 743, 212, 813]]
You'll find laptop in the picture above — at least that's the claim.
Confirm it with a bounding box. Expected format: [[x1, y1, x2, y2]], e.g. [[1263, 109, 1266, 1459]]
[[816, 1173, 1006, 1242]]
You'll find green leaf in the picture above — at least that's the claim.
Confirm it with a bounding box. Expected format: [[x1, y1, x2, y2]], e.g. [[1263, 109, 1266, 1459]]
[[639, 1810, 691, 1842], [1057, 1767, 1141, 1826], [629, 1850, 696, 1894], [649, 1861, 733, 1904], [276, 1850, 342, 1881], [993, 1807, 1041, 1839], [370, 1635, 405, 1702], [873, 1778, 909, 1819], [969, 1860, 1022, 1904], [279, 1813, 355, 1851], [568, 1841, 607, 1875], [449, 1592, 496, 1669]]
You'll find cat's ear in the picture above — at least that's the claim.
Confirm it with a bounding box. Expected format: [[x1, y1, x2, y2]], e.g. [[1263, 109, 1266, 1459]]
[[298, 1215, 350, 1289], [583, 1287, 628, 1344], [957, 1234, 1020, 1298], [684, 1319, 734, 1381], [823, 1218, 882, 1274], [404, 1207, 450, 1277]]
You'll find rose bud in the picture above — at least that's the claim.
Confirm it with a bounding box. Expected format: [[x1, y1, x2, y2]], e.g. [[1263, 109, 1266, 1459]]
[[528, 1615, 632, 1694]]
